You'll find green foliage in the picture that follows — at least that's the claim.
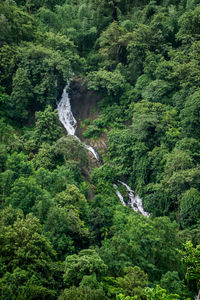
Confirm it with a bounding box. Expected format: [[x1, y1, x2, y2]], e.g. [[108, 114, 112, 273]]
[[160, 271, 191, 298], [99, 216, 183, 280], [44, 204, 89, 259], [34, 165, 83, 196], [40, 185, 89, 259], [63, 249, 108, 287], [6, 176, 48, 215], [10, 38, 77, 119], [107, 128, 135, 177], [6, 152, 34, 180], [55, 136, 88, 169], [59, 286, 108, 300], [0, 211, 58, 299], [31, 106, 62, 148], [145, 285, 181, 300], [83, 124, 101, 138], [99, 21, 130, 69], [0, 143, 7, 172], [91, 164, 118, 194], [11, 68, 33, 120], [117, 266, 148, 298], [54, 184, 88, 216], [116, 294, 135, 300], [0, 120, 23, 152], [176, 5, 200, 43], [182, 241, 200, 297], [181, 90, 200, 139], [38, 2, 98, 56], [1, 0, 200, 298], [0, 45, 15, 91], [142, 80, 172, 104], [0, 1, 36, 45], [86, 69, 126, 96], [33, 143, 57, 170], [180, 188, 200, 229]]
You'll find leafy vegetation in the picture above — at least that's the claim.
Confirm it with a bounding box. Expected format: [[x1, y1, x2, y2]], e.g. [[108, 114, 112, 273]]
[[0, 0, 200, 299]]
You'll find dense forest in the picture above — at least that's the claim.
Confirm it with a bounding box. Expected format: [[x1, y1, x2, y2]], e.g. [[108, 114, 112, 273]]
[[0, 0, 200, 299]]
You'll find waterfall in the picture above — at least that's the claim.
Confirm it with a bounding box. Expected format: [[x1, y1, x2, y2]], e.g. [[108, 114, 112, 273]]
[[57, 85, 77, 136], [113, 184, 126, 206], [57, 84, 150, 217], [57, 85, 100, 161], [85, 144, 100, 162], [118, 181, 150, 217]]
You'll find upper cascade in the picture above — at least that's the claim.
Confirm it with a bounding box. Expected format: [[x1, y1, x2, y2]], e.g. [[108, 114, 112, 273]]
[[57, 84, 100, 162], [57, 85, 77, 136]]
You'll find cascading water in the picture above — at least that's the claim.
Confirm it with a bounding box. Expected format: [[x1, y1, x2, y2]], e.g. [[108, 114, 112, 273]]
[[57, 85, 100, 161], [113, 184, 126, 207], [57, 85, 77, 136], [57, 84, 150, 217], [86, 144, 100, 161], [118, 181, 150, 217]]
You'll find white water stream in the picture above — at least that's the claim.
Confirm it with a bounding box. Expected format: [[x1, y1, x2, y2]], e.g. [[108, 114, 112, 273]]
[[118, 181, 150, 217], [113, 184, 126, 207], [57, 85, 77, 135], [57, 85, 150, 217], [57, 85, 100, 160]]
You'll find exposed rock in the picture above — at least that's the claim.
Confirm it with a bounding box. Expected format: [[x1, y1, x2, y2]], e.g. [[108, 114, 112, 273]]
[[70, 78, 101, 139], [70, 78, 108, 161]]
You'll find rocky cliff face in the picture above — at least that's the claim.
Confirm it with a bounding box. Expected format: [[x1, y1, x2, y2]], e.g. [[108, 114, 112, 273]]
[[70, 78, 108, 159], [70, 78, 101, 138]]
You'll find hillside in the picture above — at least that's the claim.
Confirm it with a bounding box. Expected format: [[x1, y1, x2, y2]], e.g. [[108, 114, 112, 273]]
[[0, 0, 200, 299]]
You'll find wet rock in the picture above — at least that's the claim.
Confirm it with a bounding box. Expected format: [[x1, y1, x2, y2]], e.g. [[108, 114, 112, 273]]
[[70, 78, 101, 139]]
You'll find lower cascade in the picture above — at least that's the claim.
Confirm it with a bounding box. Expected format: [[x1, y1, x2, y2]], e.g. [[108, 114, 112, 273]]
[[118, 181, 150, 217], [113, 184, 126, 207], [57, 84, 150, 217]]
